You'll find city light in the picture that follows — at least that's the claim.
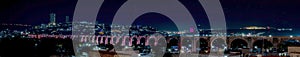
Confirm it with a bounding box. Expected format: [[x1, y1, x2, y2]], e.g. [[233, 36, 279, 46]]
[[1, 0, 300, 57]]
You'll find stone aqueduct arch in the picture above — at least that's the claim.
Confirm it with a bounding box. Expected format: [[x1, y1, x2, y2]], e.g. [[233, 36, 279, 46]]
[[227, 37, 249, 49], [177, 36, 300, 52]]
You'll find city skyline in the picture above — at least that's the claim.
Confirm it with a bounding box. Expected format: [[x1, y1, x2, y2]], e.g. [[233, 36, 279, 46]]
[[1, 0, 300, 57], [1, 0, 300, 30]]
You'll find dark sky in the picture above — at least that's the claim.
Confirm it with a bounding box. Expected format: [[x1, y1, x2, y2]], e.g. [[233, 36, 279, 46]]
[[1, 0, 300, 30]]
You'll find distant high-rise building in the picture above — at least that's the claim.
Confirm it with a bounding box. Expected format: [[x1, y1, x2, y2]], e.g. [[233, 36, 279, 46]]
[[49, 13, 56, 25], [65, 16, 69, 23]]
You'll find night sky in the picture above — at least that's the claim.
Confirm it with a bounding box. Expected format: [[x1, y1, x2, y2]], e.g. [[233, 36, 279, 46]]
[[1, 0, 300, 31]]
